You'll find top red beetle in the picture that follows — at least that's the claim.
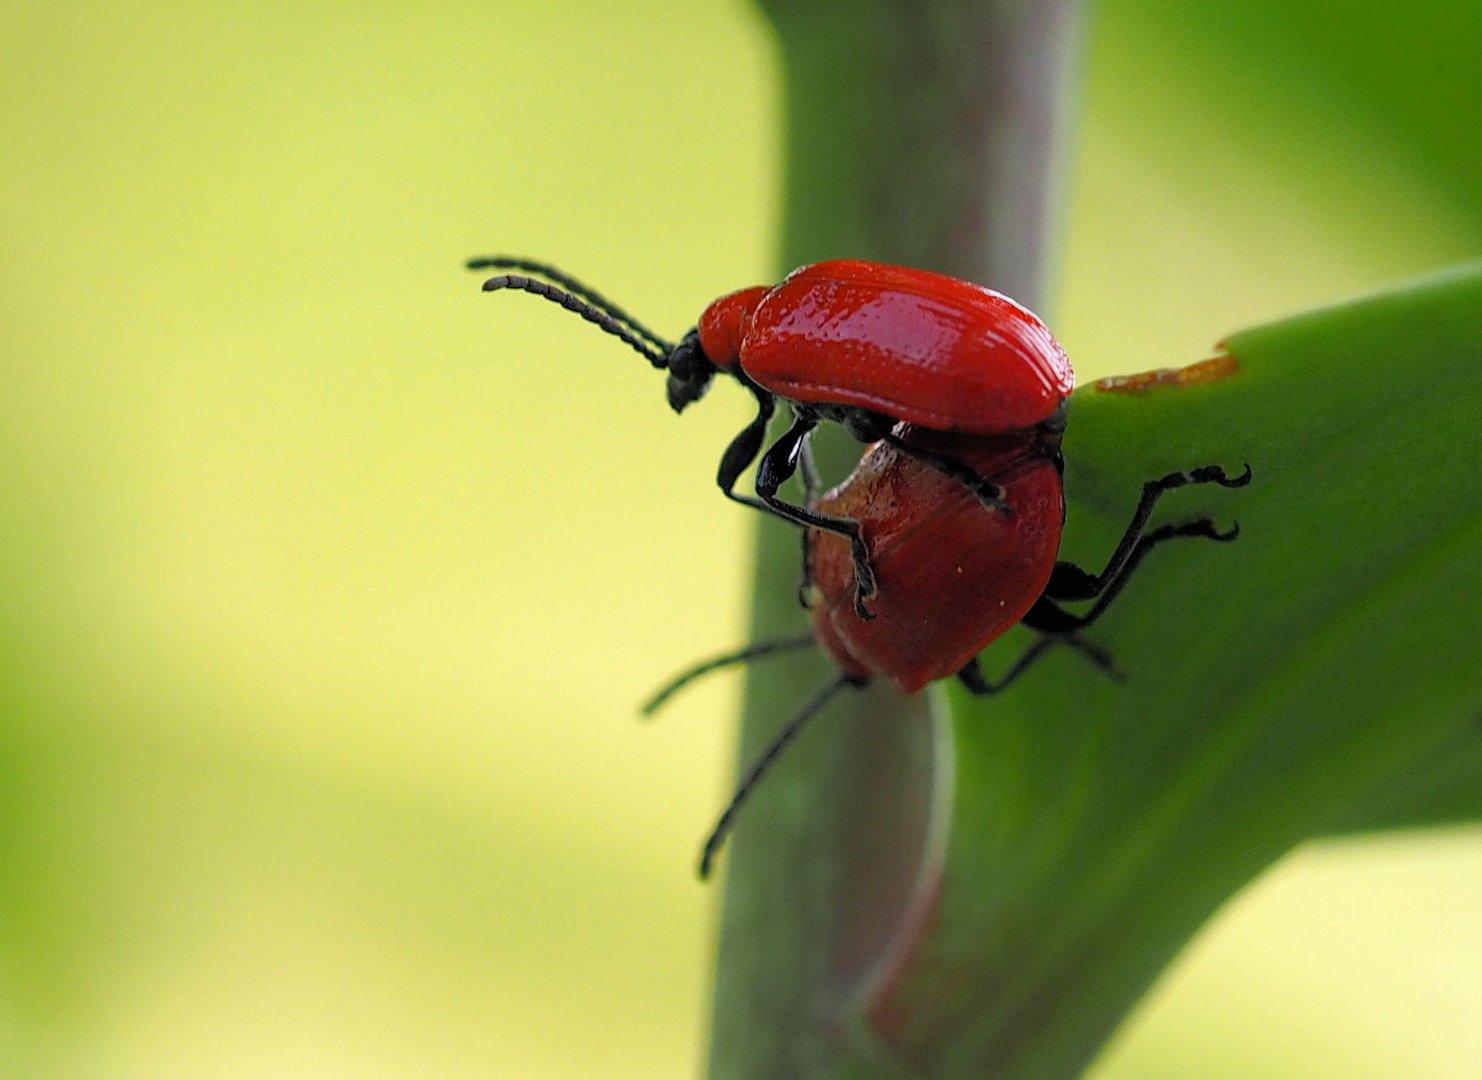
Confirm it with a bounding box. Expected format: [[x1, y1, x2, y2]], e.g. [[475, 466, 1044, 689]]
[[468, 256, 1075, 615]]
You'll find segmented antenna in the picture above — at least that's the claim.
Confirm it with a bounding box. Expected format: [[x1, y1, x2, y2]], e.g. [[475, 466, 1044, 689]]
[[640, 632, 817, 716], [698, 671, 862, 879], [467, 256, 672, 353], [478, 274, 668, 368]]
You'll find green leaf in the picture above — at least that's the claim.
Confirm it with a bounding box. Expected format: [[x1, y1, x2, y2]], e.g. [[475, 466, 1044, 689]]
[[864, 262, 1482, 1075]]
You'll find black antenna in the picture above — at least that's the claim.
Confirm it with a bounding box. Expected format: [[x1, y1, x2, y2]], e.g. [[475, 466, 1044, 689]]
[[640, 632, 817, 717], [698, 671, 862, 879], [467, 256, 672, 353], [478, 274, 669, 368]]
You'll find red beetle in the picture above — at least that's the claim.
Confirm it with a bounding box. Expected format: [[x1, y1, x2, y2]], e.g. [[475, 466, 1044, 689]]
[[648, 420, 1249, 877], [469, 256, 1075, 616]]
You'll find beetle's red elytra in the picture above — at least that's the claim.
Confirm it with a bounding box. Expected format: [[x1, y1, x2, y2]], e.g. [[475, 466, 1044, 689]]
[[698, 261, 1075, 432]]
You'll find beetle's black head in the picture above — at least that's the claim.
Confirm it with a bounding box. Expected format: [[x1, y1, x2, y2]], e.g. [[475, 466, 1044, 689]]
[[664, 329, 718, 414]]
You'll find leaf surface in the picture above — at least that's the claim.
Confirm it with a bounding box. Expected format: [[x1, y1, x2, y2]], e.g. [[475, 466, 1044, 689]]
[[864, 263, 1482, 1076]]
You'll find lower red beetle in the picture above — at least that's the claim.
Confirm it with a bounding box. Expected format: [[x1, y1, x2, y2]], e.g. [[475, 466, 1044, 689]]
[[648, 419, 1250, 877], [469, 256, 1074, 618]]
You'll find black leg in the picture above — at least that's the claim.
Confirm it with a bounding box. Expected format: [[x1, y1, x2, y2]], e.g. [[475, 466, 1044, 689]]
[[715, 391, 841, 540], [1022, 462, 1251, 634], [1024, 519, 1239, 633], [881, 432, 1010, 514], [714, 398, 872, 616], [755, 413, 879, 619], [716, 387, 787, 520], [698, 671, 865, 880], [640, 632, 817, 716], [957, 633, 1122, 694]]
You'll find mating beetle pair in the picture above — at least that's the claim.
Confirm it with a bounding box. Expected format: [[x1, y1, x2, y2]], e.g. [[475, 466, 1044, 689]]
[[470, 255, 1249, 877]]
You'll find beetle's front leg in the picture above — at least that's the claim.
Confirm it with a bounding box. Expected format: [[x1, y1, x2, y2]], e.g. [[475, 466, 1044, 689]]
[[755, 412, 879, 620]]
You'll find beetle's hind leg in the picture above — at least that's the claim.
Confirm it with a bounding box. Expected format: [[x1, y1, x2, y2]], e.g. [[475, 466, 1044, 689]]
[[881, 432, 1011, 515], [957, 633, 1122, 695], [1024, 463, 1251, 634]]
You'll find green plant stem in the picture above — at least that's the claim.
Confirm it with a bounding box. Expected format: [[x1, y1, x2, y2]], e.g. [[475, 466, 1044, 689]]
[[707, 3, 1081, 1076]]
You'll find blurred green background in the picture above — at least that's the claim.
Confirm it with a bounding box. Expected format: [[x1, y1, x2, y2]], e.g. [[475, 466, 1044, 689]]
[[3, 1, 1479, 1076]]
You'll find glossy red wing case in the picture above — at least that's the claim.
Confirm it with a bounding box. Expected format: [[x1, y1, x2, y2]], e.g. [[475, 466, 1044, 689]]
[[741, 260, 1074, 432]]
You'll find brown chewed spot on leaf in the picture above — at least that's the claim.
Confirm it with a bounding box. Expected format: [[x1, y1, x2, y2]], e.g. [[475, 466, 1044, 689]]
[[1093, 352, 1241, 393]]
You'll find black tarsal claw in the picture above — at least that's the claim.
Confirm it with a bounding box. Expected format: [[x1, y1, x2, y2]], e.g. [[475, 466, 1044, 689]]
[[1192, 462, 1254, 488]]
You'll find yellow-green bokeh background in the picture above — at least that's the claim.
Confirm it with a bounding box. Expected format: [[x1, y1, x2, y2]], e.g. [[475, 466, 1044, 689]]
[[4, 2, 1480, 1076]]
